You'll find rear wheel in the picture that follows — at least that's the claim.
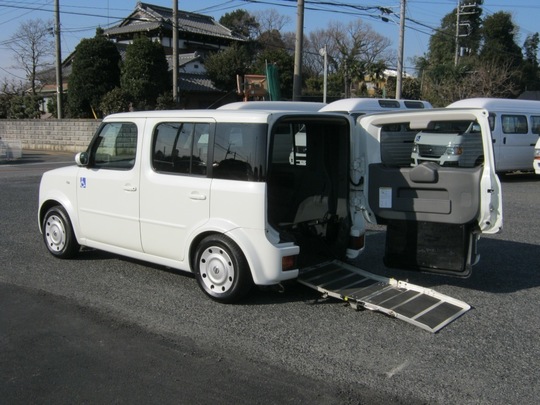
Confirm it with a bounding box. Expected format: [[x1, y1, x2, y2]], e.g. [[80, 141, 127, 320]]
[[194, 234, 253, 303], [42, 206, 80, 259]]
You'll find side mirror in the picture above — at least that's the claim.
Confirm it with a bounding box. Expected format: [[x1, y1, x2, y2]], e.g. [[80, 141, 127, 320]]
[[75, 152, 89, 167]]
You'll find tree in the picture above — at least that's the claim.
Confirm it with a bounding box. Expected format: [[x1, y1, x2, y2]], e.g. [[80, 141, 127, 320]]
[[325, 20, 392, 97], [427, 1, 483, 65], [68, 28, 121, 118], [252, 9, 291, 36], [522, 33, 540, 91], [524, 33, 539, 66], [480, 12, 522, 67], [219, 9, 259, 40], [204, 44, 252, 92], [121, 36, 170, 110], [0, 79, 22, 118], [8, 94, 42, 119], [252, 33, 295, 99], [99, 88, 130, 115], [8, 18, 54, 95]]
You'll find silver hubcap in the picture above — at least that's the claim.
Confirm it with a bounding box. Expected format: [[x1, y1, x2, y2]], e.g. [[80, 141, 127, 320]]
[[45, 214, 66, 252], [199, 246, 234, 293]]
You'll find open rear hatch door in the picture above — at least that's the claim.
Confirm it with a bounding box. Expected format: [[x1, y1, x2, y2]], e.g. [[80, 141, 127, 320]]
[[357, 108, 502, 277]]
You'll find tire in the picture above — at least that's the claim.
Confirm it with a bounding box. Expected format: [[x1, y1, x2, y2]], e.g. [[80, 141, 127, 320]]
[[42, 206, 80, 259], [194, 234, 253, 303]]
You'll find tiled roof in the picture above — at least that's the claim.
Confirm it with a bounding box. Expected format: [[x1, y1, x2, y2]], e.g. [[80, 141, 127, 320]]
[[179, 73, 221, 93], [166, 52, 202, 67], [105, 21, 163, 36], [104, 2, 244, 42]]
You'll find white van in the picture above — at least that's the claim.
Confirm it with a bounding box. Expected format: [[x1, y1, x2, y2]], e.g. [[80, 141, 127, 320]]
[[319, 97, 432, 119], [38, 108, 501, 306], [412, 98, 540, 173], [218, 101, 326, 112]]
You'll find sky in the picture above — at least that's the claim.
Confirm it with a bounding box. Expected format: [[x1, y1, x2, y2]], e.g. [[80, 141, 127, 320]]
[[0, 0, 539, 83]]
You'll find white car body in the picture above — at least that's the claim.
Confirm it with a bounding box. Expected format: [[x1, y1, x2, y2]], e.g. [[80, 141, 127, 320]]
[[39, 107, 502, 302]]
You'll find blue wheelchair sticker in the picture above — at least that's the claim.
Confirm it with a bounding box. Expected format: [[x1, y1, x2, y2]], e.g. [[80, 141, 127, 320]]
[[80, 177, 87, 188]]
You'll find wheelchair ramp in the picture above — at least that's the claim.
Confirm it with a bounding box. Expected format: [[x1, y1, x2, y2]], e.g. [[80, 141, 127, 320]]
[[298, 260, 470, 333]]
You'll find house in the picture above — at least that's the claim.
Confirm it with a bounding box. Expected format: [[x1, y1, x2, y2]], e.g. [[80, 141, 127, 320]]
[[103, 2, 246, 108], [37, 2, 245, 113]]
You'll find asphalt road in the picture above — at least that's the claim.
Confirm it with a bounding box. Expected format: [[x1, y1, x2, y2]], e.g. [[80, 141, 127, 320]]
[[1, 151, 539, 404]]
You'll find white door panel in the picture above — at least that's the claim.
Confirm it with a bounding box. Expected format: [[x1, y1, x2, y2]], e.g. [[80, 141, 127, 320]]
[[77, 168, 141, 251], [140, 172, 211, 262], [357, 109, 502, 276]]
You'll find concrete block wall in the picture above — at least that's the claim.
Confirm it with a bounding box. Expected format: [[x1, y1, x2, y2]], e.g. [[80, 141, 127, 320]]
[[0, 119, 102, 153]]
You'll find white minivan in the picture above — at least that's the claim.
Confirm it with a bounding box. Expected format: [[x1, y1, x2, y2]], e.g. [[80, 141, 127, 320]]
[[412, 98, 540, 173], [39, 107, 502, 303]]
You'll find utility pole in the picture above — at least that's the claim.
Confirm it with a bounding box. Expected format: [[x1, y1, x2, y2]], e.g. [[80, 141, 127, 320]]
[[54, 0, 63, 118], [454, 1, 477, 65], [319, 45, 327, 103], [396, 0, 405, 100], [454, 0, 460, 65], [173, 0, 179, 105], [292, 0, 304, 101]]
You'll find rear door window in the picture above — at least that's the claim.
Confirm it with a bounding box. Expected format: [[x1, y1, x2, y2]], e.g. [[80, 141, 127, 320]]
[[152, 122, 210, 175]]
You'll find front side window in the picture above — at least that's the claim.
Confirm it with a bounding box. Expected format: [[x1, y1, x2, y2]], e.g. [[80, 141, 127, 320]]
[[90, 122, 138, 169], [152, 122, 210, 175]]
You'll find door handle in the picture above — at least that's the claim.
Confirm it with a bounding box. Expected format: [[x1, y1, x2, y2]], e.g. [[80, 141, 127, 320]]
[[189, 192, 207, 200], [123, 184, 137, 192]]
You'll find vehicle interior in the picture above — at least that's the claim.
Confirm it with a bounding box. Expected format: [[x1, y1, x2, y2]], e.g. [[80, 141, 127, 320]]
[[267, 117, 351, 268]]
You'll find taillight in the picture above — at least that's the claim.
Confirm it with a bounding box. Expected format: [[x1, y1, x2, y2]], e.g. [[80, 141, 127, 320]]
[[349, 233, 365, 250], [282, 255, 297, 271]]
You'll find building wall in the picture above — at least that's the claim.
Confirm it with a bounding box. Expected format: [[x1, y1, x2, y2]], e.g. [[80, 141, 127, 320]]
[[0, 119, 101, 153]]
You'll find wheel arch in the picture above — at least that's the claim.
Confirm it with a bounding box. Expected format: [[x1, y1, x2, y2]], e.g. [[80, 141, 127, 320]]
[[38, 198, 79, 241], [188, 229, 264, 285], [188, 224, 295, 286]]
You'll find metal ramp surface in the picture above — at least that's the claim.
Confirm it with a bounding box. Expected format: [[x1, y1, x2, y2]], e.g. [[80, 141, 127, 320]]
[[298, 260, 470, 333]]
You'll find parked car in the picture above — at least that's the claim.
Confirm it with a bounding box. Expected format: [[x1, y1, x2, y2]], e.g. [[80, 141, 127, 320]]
[[446, 98, 540, 173], [39, 107, 502, 304]]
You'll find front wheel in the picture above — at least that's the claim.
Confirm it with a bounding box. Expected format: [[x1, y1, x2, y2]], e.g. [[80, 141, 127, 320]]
[[194, 235, 253, 303], [42, 206, 80, 259]]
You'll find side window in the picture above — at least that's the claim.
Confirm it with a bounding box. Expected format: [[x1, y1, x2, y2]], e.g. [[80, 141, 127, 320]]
[[90, 122, 137, 169], [530, 116, 540, 134], [213, 123, 266, 181], [291, 125, 307, 166], [380, 123, 416, 167], [152, 122, 210, 175], [410, 120, 484, 168], [271, 124, 293, 164], [488, 113, 496, 131], [270, 123, 306, 167], [502, 115, 528, 134]]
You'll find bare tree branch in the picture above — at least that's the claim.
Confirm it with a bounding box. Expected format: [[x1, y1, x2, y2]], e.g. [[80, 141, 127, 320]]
[[8, 18, 54, 95]]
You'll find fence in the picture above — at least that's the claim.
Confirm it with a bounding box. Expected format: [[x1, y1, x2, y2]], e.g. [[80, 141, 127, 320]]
[[0, 119, 102, 154]]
